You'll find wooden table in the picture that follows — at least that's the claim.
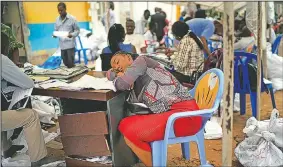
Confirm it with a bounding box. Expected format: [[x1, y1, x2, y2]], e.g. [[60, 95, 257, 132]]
[[32, 71, 138, 166]]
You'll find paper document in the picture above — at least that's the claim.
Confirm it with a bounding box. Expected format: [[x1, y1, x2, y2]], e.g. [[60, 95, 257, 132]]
[[8, 87, 33, 110], [53, 31, 69, 38]]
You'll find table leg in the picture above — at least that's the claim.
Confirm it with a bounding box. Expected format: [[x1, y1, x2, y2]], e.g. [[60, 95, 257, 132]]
[[107, 92, 138, 167]]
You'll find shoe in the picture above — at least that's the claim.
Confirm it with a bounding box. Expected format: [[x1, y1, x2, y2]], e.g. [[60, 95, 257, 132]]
[[31, 156, 63, 167], [3, 145, 25, 159]]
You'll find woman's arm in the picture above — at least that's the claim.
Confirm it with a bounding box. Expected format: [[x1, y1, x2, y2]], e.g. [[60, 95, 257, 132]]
[[108, 56, 148, 91]]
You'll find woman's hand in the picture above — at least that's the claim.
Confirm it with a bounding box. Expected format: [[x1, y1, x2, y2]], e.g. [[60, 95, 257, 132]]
[[165, 48, 174, 57]]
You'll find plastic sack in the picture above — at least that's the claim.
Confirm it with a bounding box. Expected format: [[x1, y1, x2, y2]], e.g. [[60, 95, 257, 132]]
[[31, 99, 56, 124], [235, 109, 283, 166], [38, 56, 62, 70], [2, 153, 31, 167]]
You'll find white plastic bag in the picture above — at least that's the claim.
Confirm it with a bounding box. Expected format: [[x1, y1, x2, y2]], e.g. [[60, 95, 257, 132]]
[[31, 100, 56, 125], [235, 109, 283, 166], [2, 153, 31, 167]]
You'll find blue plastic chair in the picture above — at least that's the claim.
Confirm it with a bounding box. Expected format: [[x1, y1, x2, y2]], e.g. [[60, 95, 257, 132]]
[[74, 36, 92, 65], [151, 68, 224, 167], [234, 51, 276, 118], [164, 35, 174, 48], [272, 34, 282, 54]]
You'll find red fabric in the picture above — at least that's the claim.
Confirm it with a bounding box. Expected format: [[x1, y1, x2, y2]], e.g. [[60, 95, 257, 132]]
[[118, 100, 202, 152]]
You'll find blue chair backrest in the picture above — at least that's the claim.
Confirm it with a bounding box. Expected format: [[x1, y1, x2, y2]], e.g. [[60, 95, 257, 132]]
[[234, 51, 265, 94], [165, 36, 173, 48], [272, 35, 282, 54], [189, 68, 224, 128]]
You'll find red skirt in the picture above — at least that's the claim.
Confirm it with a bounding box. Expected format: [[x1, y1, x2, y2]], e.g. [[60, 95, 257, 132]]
[[118, 100, 202, 152]]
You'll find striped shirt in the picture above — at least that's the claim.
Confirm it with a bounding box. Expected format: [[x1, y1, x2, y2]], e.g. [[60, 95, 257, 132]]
[[172, 34, 204, 76], [55, 14, 80, 50]]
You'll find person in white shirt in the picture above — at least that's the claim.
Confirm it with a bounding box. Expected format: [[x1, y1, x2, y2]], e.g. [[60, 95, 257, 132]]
[[124, 19, 147, 54], [234, 27, 255, 51], [143, 21, 158, 42], [101, 2, 115, 33], [135, 10, 151, 35], [266, 24, 276, 44]]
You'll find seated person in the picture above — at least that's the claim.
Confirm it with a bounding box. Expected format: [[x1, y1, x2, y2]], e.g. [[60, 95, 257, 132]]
[[234, 26, 255, 52], [102, 23, 137, 54], [124, 19, 147, 54], [144, 21, 160, 50], [106, 51, 202, 166], [186, 18, 223, 55], [1, 54, 57, 167], [166, 21, 204, 82]]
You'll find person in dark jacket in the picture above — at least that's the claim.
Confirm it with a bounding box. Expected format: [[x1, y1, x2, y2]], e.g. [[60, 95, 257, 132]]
[[150, 7, 166, 42]]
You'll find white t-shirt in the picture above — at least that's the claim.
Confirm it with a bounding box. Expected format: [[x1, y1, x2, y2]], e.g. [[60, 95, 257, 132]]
[[266, 28, 276, 44], [124, 34, 146, 54], [143, 30, 157, 42], [234, 36, 255, 51]]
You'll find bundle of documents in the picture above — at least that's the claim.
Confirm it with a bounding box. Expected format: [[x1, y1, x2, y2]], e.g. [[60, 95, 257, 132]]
[[36, 75, 116, 91]]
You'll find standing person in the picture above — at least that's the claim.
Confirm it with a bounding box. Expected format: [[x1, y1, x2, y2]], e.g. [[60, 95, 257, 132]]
[[102, 24, 137, 54], [179, 11, 187, 21], [194, 4, 206, 19], [101, 2, 116, 33], [124, 19, 147, 54], [186, 18, 223, 55], [135, 10, 151, 35], [53, 2, 80, 68], [150, 7, 166, 42]]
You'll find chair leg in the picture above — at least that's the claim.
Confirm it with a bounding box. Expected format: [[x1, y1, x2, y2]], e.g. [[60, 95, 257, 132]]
[[240, 93, 246, 115], [83, 50, 88, 65], [195, 130, 208, 166], [181, 142, 190, 160], [269, 86, 276, 109], [151, 141, 167, 167], [250, 92, 257, 118]]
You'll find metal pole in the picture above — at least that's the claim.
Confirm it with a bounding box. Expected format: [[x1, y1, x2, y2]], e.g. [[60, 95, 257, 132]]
[[256, 2, 263, 120], [222, 2, 234, 166]]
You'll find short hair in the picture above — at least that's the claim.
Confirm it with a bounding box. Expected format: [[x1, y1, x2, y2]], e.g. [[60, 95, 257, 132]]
[[144, 9, 150, 15], [109, 2, 114, 10], [184, 17, 192, 22], [126, 18, 135, 24], [196, 4, 201, 9], [57, 2, 66, 9]]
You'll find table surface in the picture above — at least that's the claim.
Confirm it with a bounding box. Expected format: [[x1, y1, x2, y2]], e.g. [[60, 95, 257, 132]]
[[32, 71, 120, 101]]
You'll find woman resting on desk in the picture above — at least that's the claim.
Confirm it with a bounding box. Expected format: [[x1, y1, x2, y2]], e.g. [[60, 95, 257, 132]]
[[102, 23, 137, 54], [165, 21, 204, 83], [106, 51, 202, 166]]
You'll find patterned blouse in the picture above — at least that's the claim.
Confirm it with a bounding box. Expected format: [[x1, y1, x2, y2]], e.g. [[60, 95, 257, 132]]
[[172, 34, 204, 76], [107, 56, 193, 113]]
